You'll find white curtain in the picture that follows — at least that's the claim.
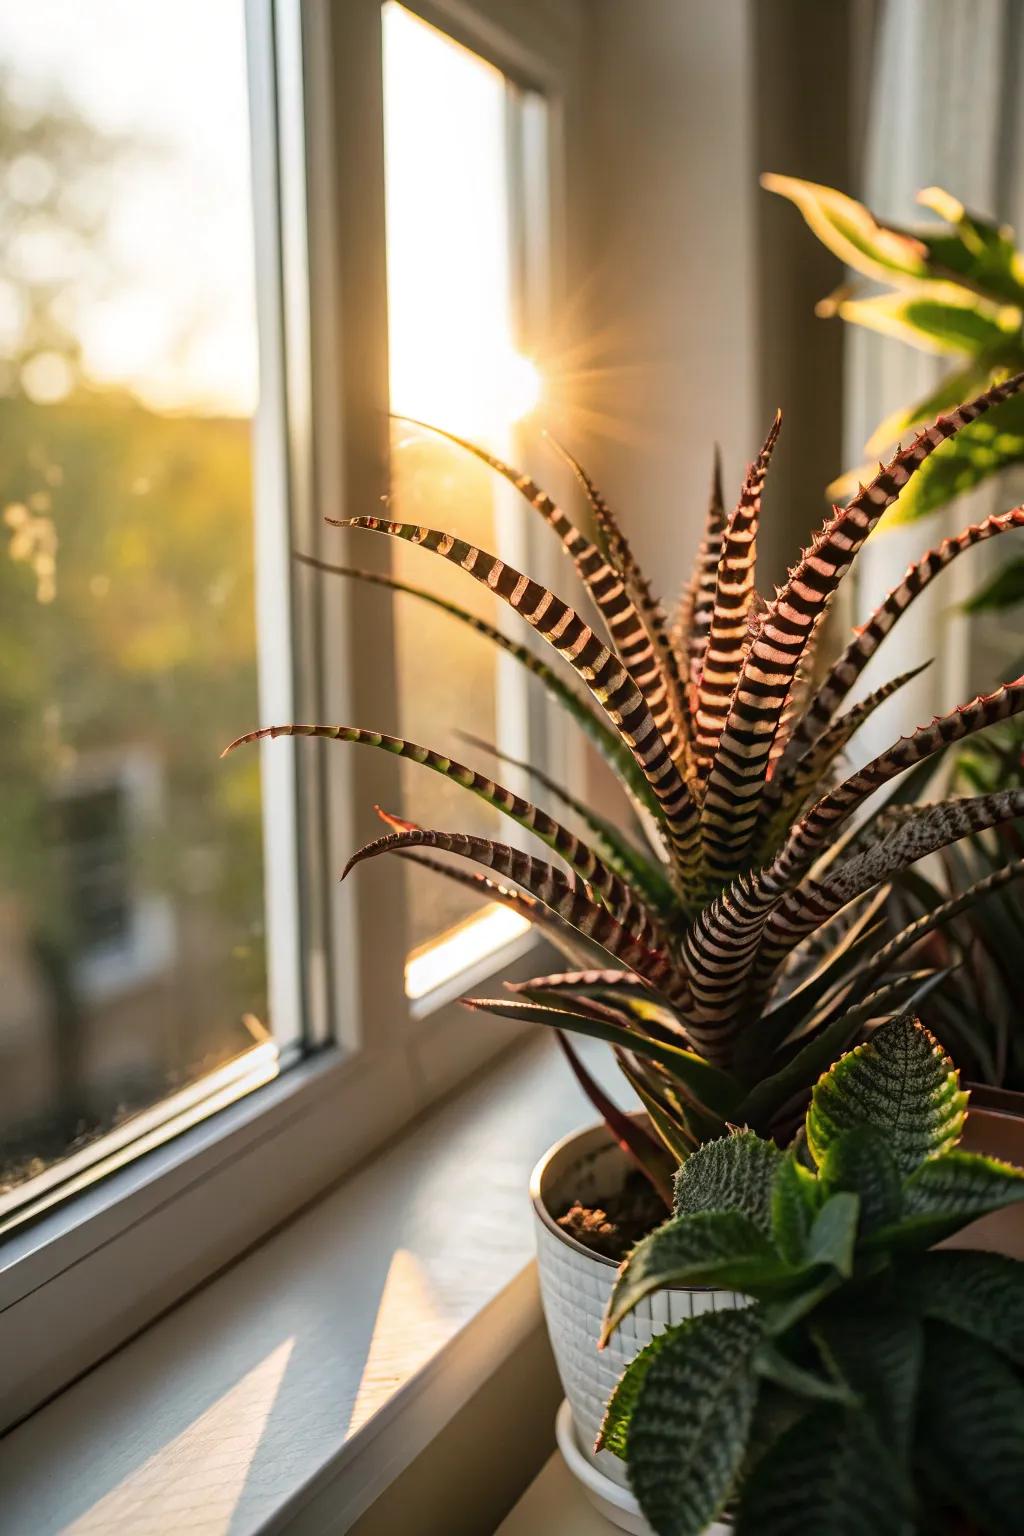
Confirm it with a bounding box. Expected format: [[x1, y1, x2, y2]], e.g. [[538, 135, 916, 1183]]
[[847, 0, 1024, 747]]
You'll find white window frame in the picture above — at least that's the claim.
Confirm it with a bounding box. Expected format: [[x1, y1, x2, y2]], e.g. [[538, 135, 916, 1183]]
[[0, 0, 580, 1433]]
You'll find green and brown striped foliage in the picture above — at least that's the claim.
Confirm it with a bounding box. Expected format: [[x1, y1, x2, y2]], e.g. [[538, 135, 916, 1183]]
[[227, 375, 1024, 1189]]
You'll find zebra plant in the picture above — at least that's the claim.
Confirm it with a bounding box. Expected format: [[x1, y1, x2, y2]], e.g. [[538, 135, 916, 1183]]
[[227, 374, 1024, 1196]]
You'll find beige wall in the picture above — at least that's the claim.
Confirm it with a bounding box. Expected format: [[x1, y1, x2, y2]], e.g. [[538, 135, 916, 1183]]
[[564, 0, 759, 602]]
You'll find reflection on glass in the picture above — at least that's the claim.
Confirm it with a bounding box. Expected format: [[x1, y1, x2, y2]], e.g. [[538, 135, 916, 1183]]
[[382, 3, 539, 964], [0, 0, 267, 1203]]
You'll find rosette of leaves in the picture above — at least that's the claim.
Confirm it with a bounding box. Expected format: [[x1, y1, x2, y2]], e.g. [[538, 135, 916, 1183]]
[[598, 1014, 1024, 1536], [227, 377, 1024, 1203], [765, 173, 1024, 545]]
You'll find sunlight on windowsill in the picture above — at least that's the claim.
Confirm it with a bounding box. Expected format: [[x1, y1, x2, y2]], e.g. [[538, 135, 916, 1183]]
[[404, 904, 533, 1002]]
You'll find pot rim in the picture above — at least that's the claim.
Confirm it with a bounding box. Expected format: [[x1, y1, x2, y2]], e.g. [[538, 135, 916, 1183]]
[[555, 1399, 734, 1533], [530, 1117, 621, 1269], [532, 1100, 1022, 1276], [532, 1114, 711, 1279]]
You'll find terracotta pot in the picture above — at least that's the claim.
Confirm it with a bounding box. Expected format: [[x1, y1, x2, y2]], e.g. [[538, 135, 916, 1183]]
[[946, 1101, 1024, 1260]]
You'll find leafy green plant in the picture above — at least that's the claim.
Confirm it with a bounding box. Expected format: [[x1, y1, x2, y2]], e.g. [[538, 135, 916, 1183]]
[[888, 717, 1024, 1091], [227, 378, 1024, 1195], [765, 173, 1024, 549], [599, 1014, 1024, 1536]]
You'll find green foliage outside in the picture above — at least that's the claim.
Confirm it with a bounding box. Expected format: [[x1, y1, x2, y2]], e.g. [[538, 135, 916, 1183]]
[[0, 66, 265, 1184]]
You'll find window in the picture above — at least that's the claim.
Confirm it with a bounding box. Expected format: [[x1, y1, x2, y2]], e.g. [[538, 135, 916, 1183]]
[[0, 0, 277, 1221], [381, 3, 544, 990], [0, 0, 567, 1430]]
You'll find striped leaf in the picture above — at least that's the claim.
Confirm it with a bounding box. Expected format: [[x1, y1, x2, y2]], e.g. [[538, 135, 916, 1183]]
[[770, 674, 1024, 888], [224, 720, 664, 936], [293, 551, 656, 812], [505, 966, 662, 1002], [392, 848, 597, 968], [782, 505, 1024, 767], [333, 514, 702, 884], [702, 373, 1024, 877], [396, 417, 686, 764], [754, 787, 1024, 986], [695, 413, 781, 787], [677, 447, 728, 689], [342, 821, 683, 993], [455, 730, 675, 912], [757, 662, 933, 854], [546, 435, 690, 767]]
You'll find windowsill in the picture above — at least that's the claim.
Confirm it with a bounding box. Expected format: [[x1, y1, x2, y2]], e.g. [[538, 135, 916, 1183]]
[[497, 1453, 619, 1535], [0, 1031, 618, 1535]]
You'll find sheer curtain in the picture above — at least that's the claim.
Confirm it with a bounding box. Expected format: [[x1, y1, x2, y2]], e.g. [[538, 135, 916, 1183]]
[[847, 0, 1024, 751]]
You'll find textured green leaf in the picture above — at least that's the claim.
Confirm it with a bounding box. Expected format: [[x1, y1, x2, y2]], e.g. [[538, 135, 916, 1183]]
[[672, 1130, 782, 1235], [753, 1340, 857, 1406], [597, 1325, 678, 1460], [806, 1014, 966, 1176], [867, 1147, 1024, 1249], [771, 1154, 820, 1265], [627, 1309, 763, 1536], [733, 1406, 913, 1536], [892, 1250, 1024, 1366], [804, 1193, 859, 1279], [737, 971, 945, 1134], [818, 1126, 902, 1235], [602, 1213, 782, 1343], [916, 1324, 1024, 1531], [812, 1305, 923, 1461]]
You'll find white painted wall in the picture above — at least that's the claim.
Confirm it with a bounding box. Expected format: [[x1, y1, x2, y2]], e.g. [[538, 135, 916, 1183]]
[[559, 0, 759, 600]]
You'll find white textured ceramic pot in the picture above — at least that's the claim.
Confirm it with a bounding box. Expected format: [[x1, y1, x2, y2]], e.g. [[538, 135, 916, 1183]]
[[530, 1118, 742, 1490], [555, 1399, 732, 1536]]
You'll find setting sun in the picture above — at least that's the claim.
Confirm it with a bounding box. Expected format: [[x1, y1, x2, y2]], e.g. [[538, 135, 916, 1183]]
[[383, 2, 541, 440]]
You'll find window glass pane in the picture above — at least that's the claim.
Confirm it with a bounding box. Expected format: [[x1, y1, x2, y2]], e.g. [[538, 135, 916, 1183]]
[[0, 0, 267, 1206], [382, 4, 539, 971]]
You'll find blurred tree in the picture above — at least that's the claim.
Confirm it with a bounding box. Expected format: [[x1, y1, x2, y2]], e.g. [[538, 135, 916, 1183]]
[[0, 70, 265, 1183]]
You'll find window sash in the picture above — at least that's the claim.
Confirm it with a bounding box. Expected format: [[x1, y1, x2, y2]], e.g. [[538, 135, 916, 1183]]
[[0, 0, 578, 1431]]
